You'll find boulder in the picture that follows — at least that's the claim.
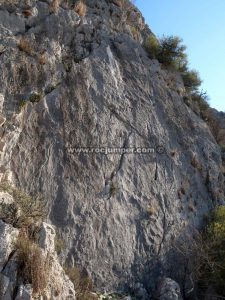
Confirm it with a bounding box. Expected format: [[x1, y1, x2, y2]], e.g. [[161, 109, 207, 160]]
[[0, 220, 18, 272], [157, 278, 182, 300]]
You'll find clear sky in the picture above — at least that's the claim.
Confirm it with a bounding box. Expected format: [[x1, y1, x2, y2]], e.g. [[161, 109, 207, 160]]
[[135, 0, 225, 112]]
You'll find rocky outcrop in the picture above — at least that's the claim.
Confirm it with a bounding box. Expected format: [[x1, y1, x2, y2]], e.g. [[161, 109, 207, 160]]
[[0, 197, 75, 300], [157, 278, 182, 300], [0, 0, 224, 298]]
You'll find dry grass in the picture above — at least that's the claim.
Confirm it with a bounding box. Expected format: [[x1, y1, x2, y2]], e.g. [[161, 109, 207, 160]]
[[147, 205, 157, 216], [74, 1, 87, 17], [65, 266, 93, 300], [22, 9, 33, 18], [49, 0, 60, 13], [15, 234, 51, 296], [0, 181, 47, 228], [191, 156, 202, 171], [54, 235, 65, 255], [38, 53, 47, 65], [109, 182, 118, 197], [130, 26, 139, 41], [18, 38, 33, 55]]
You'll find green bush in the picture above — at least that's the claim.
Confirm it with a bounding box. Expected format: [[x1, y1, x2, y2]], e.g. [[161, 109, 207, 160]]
[[220, 144, 225, 152], [19, 99, 27, 111], [157, 35, 188, 71], [144, 35, 160, 59], [145, 35, 188, 71], [199, 206, 225, 295], [182, 70, 202, 92], [29, 93, 42, 103], [144, 35, 205, 99]]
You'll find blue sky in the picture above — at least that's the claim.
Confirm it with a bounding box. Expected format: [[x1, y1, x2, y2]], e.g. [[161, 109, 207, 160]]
[[135, 0, 225, 112]]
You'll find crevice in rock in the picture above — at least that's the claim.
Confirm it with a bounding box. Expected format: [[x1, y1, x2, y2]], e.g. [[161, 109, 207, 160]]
[[1, 250, 16, 274], [110, 131, 132, 181], [154, 160, 158, 181]]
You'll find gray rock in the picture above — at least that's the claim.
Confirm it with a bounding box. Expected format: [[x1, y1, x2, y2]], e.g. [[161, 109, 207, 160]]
[[0, 220, 18, 272], [0, 10, 25, 37], [39, 222, 56, 254], [134, 282, 149, 299], [157, 278, 182, 300], [0, 273, 10, 298], [15, 284, 32, 300]]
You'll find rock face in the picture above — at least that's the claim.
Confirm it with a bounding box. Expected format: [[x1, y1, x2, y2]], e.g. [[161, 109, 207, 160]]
[[0, 0, 224, 297]]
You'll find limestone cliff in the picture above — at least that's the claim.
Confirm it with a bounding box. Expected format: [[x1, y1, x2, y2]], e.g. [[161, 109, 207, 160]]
[[0, 0, 224, 299]]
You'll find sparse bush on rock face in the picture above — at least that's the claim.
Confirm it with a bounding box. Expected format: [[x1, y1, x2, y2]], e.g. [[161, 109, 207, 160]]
[[145, 35, 188, 71], [0, 181, 47, 228], [182, 70, 202, 92], [64, 266, 93, 300], [74, 0, 87, 17], [144, 36, 203, 93], [15, 233, 51, 296], [157, 35, 188, 71], [199, 206, 225, 296], [18, 38, 33, 55], [173, 207, 225, 298], [49, 0, 60, 13], [144, 35, 160, 59]]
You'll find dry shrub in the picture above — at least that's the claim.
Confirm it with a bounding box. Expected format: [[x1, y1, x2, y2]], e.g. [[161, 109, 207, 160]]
[[130, 26, 139, 41], [15, 234, 51, 296], [22, 9, 33, 18], [74, 1, 87, 17], [54, 235, 65, 255], [191, 156, 202, 171], [0, 181, 47, 228], [147, 205, 157, 216], [49, 0, 60, 13], [173, 207, 225, 298], [65, 266, 93, 300], [119, 0, 132, 10], [18, 38, 33, 55], [111, 0, 122, 7], [39, 53, 47, 65]]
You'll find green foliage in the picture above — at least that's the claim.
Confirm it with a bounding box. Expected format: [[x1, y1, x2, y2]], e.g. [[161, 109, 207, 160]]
[[145, 35, 203, 92], [110, 182, 118, 197], [18, 93, 42, 111], [157, 35, 188, 71], [29, 93, 42, 103], [19, 99, 27, 111], [182, 70, 202, 92], [98, 293, 124, 299], [200, 206, 225, 295], [144, 35, 160, 59], [130, 26, 139, 41], [220, 144, 225, 152], [192, 90, 210, 113]]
